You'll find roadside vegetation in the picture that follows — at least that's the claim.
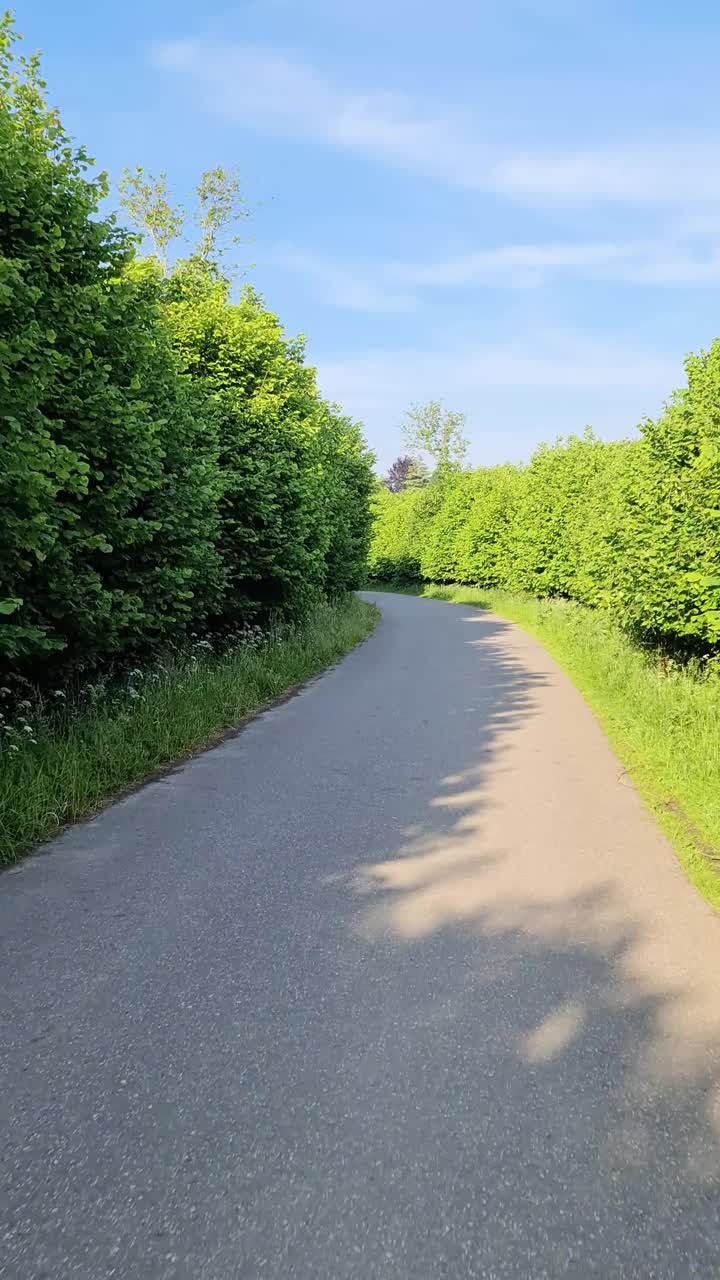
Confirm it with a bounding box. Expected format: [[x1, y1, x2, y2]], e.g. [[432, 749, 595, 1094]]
[[0, 15, 376, 864], [369, 390, 720, 907], [0, 597, 378, 867]]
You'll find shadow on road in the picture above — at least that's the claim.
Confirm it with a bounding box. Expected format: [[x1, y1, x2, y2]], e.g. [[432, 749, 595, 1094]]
[[4, 593, 720, 1277], [336, 600, 720, 1273]]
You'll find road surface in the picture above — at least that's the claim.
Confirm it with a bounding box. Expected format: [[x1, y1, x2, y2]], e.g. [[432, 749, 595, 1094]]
[[3, 591, 720, 1278]]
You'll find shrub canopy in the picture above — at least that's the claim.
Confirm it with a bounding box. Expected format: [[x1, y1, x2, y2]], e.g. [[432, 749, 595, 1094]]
[[0, 21, 374, 674], [369, 368, 720, 653]]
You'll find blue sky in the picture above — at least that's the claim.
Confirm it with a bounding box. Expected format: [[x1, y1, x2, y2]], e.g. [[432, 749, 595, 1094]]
[[23, 0, 720, 469]]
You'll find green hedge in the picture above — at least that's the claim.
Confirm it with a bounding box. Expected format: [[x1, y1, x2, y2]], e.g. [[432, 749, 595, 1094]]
[[369, 357, 720, 651], [167, 268, 373, 626], [0, 21, 373, 676]]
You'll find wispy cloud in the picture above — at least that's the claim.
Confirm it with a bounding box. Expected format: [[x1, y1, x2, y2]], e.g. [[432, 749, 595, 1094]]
[[268, 248, 417, 312], [389, 242, 635, 288], [494, 143, 720, 206], [390, 239, 720, 289], [318, 337, 671, 401], [154, 39, 720, 208], [154, 40, 488, 192], [315, 335, 677, 467], [264, 235, 720, 310], [242, 0, 592, 21]]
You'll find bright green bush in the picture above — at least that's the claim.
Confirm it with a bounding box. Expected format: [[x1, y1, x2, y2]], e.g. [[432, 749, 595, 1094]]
[[454, 465, 522, 587], [570, 441, 636, 609], [608, 344, 720, 648], [420, 472, 476, 582], [0, 21, 374, 678], [0, 25, 223, 668], [168, 270, 327, 623], [367, 487, 421, 583], [167, 268, 372, 624], [316, 407, 376, 597], [368, 351, 720, 653], [367, 479, 452, 583]]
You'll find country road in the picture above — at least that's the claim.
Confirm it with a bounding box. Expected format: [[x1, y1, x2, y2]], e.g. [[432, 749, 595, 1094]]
[[4, 591, 720, 1278]]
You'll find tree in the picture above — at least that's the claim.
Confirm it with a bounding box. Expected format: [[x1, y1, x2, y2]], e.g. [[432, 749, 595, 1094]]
[[119, 165, 249, 272], [195, 166, 248, 262], [384, 454, 429, 492], [406, 456, 431, 490], [117, 167, 184, 274], [384, 455, 413, 492], [402, 399, 469, 472]]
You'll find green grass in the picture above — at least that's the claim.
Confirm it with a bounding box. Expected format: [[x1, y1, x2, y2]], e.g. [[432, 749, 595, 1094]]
[[371, 581, 720, 910], [0, 595, 379, 868]]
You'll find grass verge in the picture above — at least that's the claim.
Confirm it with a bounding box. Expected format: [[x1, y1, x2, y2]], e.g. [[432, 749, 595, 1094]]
[[371, 581, 720, 911], [0, 595, 379, 869]]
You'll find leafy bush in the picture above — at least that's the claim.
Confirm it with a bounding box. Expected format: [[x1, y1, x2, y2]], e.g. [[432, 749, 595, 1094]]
[[508, 430, 610, 599], [317, 407, 376, 596], [0, 25, 223, 668], [167, 268, 372, 624], [448, 465, 522, 588], [609, 346, 720, 648], [419, 472, 476, 582], [368, 350, 720, 653], [367, 483, 445, 583], [0, 20, 374, 679]]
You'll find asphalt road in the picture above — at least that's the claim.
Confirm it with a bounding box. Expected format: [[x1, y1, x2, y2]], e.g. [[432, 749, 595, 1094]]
[[3, 591, 720, 1278]]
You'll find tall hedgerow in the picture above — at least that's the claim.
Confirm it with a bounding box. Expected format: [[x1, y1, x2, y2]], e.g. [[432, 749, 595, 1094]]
[[367, 482, 449, 584], [454, 464, 523, 588], [0, 19, 223, 667], [608, 343, 720, 648], [0, 17, 374, 678], [508, 430, 610, 599], [367, 350, 720, 653], [123, 175, 375, 624], [420, 472, 476, 582], [166, 266, 372, 624], [316, 406, 376, 596]]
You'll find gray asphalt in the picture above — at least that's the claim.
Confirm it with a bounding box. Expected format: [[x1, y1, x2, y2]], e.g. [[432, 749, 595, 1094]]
[[3, 591, 720, 1278]]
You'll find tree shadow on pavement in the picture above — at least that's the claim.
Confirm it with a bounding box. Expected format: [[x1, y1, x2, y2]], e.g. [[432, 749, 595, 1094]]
[[329, 600, 720, 1276], [5, 596, 720, 1279]]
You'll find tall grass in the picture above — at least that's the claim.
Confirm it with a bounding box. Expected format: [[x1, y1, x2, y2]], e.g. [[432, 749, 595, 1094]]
[[0, 596, 379, 868], [385, 583, 720, 909]]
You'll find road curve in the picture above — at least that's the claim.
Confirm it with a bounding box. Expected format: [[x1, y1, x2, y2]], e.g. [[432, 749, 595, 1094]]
[[3, 591, 720, 1278]]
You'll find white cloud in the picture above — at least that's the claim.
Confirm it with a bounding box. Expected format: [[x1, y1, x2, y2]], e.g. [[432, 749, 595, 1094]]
[[494, 143, 720, 206], [262, 235, 720, 310], [391, 239, 720, 289], [388, 241, 636, 288], [318, 338, 670, 401], [154, 39, 720, 208], [154, 39, 487, 190], [315, 337, 677, 468], [268, 248, 417, 312], [243, 0, 591, 20]]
